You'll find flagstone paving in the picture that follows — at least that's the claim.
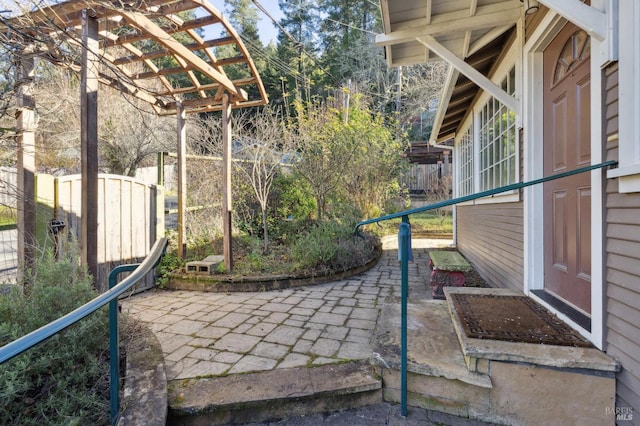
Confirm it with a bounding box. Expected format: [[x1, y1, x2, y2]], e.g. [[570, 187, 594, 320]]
[[120, 238, 451, 382]]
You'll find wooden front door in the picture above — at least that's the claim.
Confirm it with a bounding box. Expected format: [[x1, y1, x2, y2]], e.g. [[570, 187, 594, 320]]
[[542, 23, 591, 314]]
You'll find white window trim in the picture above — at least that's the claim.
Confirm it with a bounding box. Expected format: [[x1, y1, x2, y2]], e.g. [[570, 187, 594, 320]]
[[522, 10, 606, 349], [606, 0, 640, 192], [454, 44, 521, 206], [456, 126, 473, 198]]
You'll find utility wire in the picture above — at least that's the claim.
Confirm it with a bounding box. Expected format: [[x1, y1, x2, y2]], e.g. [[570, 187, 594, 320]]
[[324, 18, 377, 35], [248, 0, 400, 107], [251, 0, 341, 87]]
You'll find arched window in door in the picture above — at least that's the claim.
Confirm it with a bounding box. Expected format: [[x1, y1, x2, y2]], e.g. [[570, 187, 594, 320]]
[[553, 30, 590, 85]]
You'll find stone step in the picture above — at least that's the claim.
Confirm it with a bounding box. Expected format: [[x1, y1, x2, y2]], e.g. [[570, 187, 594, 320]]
[[166, 361, 382, 426], [441, 287, 620, 425], [380, 368, 493, 422], [373, 298, 493, 388], [372, 299, 494, 421]]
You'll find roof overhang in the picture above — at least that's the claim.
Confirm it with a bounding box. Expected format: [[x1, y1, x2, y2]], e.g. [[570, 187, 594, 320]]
[[1, 0, 268, 115], [377, 0, 521, 67], [376, 0, 522, 143], [377, 1, 614, 143]]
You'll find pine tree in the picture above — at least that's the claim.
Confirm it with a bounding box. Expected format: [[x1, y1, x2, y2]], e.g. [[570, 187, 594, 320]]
[[318, 0, 381, 85], [276, 0, 319, 103]]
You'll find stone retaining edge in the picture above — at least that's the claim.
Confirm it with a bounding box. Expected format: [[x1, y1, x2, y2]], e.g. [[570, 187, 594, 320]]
[[117, 324, 167, 426], [164, 244, 383, 293]]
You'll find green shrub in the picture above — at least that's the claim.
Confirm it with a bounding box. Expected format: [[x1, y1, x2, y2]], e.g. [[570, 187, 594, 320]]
[[0, 250, 110, 425], [291, 221, 378, 274], [234, 173, 316, 244], [272, 174, 316, 240], [156, 249, 183, 287]]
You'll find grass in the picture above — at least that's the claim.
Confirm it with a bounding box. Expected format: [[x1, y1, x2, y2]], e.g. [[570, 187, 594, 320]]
[[0, 206, 16, 228], [369, 212, 453, 236]]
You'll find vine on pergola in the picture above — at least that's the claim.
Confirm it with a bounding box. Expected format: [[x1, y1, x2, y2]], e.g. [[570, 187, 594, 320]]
[[1, 0, 268, 286]]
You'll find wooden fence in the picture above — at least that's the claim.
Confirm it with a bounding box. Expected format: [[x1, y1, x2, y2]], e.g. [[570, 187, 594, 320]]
[[401, 162, 452, 194], [53, 174, 164, 291]]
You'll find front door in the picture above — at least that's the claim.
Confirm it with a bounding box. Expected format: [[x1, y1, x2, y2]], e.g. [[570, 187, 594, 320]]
[[542, 23, 591, 314]]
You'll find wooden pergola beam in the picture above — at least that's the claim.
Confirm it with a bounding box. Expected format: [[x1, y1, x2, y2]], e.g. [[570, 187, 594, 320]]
[[177, 104, 187, 259], [7, 0, 268, 278], [111, 36, 236, 65], [16, 53, 36, 284], [222, 93, 233, 272], [80, 10, 99, 288], [119, 10, 246, 102]]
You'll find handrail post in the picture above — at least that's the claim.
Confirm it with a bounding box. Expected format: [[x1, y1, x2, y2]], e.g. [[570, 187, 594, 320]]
[[350, 162, 620, 419], [0, 237, 166, 424], [399, 215, 410, 417], [109, 264, 140, 426]]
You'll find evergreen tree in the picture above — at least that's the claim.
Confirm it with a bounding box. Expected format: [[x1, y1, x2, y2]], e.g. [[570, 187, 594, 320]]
[[318, 0, 381, 85], [225, 0, 261, 43], [222, 0, 283, 108], [276, 0, 320, 103]]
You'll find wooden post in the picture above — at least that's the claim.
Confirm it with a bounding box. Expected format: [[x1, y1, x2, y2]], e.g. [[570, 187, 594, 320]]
[[81, 10, 99, 288], [176, 104, 187, 259], [157, 151, 165, 186], [16, 52, 36, 285], [222, 93, 233, 271]]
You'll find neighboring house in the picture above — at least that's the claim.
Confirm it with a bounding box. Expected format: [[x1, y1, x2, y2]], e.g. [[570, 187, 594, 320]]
[[379, 0, 639, 417]]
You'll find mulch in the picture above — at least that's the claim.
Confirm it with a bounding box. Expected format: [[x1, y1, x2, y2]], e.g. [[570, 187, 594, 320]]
[[450, 293, 593, 347]]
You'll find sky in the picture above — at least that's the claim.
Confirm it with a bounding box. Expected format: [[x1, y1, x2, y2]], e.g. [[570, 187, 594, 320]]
[[209, 0, 284, 45]]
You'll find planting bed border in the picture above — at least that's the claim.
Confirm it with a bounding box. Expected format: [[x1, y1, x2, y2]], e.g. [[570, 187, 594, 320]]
[[164, 244, 383, 293]]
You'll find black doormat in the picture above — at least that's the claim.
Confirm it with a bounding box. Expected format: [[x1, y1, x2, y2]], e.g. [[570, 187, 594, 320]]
[[450, 293, 592, 348]]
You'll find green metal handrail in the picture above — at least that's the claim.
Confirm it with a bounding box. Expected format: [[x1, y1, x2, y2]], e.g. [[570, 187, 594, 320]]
[[355, 160, 618, 233], [0, 237, 167, 425], [355, 160, 617, 417]]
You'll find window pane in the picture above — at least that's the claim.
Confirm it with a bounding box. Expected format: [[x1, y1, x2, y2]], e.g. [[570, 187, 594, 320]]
[[476, 66, 517, 191]]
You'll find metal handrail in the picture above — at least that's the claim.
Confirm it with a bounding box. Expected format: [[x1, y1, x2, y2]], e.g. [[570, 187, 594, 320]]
[[355, 160, 618, 233], [355, 160, 617, 417], [0, 237, 167, 425]]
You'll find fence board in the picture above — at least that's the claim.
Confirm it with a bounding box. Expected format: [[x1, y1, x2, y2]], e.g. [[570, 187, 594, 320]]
[[401, 162, 452, 194], [55, 174, 161, 291]]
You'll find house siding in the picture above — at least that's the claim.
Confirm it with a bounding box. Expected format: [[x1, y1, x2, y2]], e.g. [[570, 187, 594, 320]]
[[456, 202, 524, 292], [603, 62, 640, 414]]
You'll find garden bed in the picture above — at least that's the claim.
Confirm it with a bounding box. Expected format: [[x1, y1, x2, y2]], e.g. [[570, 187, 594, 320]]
[[165, 243, 382, 292]]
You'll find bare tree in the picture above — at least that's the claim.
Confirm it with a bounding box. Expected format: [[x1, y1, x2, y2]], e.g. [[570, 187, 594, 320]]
[[399, 62, 449, 139], [191, 107, 293, 252], [31, 64, 175, 176], [234, 108, 292, 252], [426, 174, 452, 229], [98, 88, 175, 176]]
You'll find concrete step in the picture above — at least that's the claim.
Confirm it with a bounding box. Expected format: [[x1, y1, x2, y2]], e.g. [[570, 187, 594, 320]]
[[372, 299, 494, 421], [442, 287, 620, 425], [166, 361, 382, 426]]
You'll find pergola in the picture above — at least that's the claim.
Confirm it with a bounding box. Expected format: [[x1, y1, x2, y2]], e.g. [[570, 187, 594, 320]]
[[3, 0, 267, 285]]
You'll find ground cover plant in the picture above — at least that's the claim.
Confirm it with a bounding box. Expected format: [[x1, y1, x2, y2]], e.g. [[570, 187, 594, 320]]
[[160, 214, 380, 280], [0, 248, 135, 425]]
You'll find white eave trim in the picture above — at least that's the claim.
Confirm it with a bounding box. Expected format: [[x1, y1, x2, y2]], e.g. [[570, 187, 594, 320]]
[[537, 0, 607, 40], [375, 2, 521, 47], [429, 66, 459, 145], [417, 35, 519, 113]]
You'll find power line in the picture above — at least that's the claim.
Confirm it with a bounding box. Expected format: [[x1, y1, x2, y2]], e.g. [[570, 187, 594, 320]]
[[324, 18, 377, 35], [247, 0, 404, 108], [251, 0, 341, 87]]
